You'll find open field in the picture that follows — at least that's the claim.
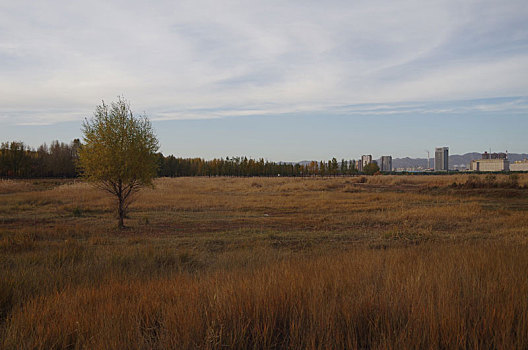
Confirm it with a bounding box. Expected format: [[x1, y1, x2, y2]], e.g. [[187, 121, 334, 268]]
[[1, 174, 528, 349]]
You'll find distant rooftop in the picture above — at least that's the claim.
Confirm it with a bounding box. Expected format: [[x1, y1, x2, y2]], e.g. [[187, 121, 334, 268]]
[[482, 151, 507, 160]]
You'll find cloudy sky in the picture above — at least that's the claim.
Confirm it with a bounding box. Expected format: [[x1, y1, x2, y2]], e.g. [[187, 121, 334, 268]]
[[1, 0, 527, 160]]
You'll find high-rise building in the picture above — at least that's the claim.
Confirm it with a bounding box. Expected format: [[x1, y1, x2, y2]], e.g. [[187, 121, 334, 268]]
[[361, 155, 372, 169], [380, 156, 392, 172], [434, 147, 449, 171]]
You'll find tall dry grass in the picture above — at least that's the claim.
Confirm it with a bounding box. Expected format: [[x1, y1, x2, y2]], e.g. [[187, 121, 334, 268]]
[[2, 244, 527, 349]]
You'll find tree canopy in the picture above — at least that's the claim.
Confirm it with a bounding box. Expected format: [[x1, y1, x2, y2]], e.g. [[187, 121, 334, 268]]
[[363, 162, 380, 175], [78, 97, 159, 228]]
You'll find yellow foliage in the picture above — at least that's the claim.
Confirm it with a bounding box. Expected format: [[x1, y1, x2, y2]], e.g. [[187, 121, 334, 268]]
[[77, 97, 159, 228]]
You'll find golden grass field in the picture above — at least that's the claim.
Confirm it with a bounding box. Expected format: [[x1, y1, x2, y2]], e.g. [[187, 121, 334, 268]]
[[1, 174, 528, 349]]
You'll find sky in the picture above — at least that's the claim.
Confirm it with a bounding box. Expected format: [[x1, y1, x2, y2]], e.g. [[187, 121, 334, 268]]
[[1, 0, 527, 161]]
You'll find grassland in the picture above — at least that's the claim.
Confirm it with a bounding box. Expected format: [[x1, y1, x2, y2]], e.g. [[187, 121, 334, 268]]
[[1, 174, 528, 349]]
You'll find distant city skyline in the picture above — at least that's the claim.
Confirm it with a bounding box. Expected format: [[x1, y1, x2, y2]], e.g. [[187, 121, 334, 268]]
[[1, 1, 527, 161]]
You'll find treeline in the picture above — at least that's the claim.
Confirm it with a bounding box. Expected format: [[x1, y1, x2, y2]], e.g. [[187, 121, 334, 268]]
[[1, 140, 380, 178], [0, 141, 80, 178], [157, 156, 371, 177]]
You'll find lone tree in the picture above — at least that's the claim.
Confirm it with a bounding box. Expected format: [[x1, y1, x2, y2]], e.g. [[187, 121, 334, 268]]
[[78, 97, 159, 228]]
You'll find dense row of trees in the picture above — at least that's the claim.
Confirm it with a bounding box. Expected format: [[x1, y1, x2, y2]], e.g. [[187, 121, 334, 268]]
[[156, 156, 380, 177], [0, 140, 80, 178], [1, 140, 381, 178]]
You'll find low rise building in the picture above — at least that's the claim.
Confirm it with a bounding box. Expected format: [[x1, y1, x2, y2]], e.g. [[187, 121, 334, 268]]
[[470, 158, 509, 172], [470, 151, 511, 172], [510, 160, 528, 171]]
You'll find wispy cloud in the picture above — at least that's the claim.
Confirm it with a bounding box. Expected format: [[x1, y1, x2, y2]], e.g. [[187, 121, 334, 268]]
[[1, 0, 527, 126]]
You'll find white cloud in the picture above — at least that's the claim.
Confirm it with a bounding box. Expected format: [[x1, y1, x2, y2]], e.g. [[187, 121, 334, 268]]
[[0, 0, 527, 125]]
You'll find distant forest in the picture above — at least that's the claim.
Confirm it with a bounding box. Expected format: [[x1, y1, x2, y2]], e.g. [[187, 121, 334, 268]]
[[0, 141, 81, 178], [0, 140, 365, 178]]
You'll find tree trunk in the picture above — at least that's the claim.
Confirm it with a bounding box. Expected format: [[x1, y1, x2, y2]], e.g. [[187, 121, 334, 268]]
[[118, 197, 124, 229], [117, 180, 125, 229]]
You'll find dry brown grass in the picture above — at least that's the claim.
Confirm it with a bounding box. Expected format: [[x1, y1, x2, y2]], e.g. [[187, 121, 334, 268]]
[[1, 175, 528, 349], [0, 180, 36, 195], [3, 244, 528, 349]]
